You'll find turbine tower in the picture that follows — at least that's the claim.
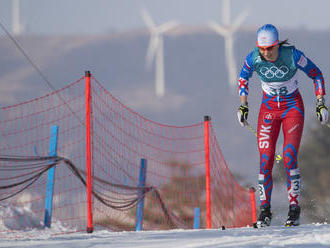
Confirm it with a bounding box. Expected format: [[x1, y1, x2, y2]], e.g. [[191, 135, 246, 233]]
[[209, 0, 249, 89], [142, 9, 178, 98], [12, 0, 21, 35]]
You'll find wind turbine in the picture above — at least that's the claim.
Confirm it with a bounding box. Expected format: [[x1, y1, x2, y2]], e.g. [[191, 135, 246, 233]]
[[12, 0, 21, 35], [208, 0, 249, 89], [141, 9, 178, 98]]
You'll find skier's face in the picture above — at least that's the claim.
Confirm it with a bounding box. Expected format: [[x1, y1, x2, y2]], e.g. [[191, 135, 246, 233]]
[[259, 44, 279, 62]]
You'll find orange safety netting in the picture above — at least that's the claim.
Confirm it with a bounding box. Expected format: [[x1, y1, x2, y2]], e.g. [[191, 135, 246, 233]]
[[0, 74, 256, 237]]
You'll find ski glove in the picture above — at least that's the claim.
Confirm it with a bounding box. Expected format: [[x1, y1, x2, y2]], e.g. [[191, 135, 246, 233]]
[[316, 97, 328, 125], [237, 103, 248, 127]]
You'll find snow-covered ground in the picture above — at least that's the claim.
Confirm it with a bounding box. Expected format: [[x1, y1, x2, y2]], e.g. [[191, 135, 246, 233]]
[[1, 204, 330, 247], [1, 224, 330, 247]]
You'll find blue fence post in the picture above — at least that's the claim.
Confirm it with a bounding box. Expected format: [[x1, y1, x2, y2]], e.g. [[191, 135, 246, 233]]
[[135, 158, 147, 231], [44, 125, 59, 228], [193, 207, 200, 229]]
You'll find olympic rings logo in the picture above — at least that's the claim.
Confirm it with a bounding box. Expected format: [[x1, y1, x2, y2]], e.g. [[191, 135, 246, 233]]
[[260, 66, 289, 79]]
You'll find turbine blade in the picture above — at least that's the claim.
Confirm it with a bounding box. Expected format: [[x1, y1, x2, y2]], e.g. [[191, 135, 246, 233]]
[[141, 9, 155, 29], [222, 0, 231, 26], [158, 21, 179, 33], [231, 9, 250, 33], [208, 21, 229, 37]]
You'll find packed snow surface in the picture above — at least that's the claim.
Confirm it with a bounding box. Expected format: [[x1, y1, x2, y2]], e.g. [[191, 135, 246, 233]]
[[1, 198, 329, 247], [1, 224, 330, 247]]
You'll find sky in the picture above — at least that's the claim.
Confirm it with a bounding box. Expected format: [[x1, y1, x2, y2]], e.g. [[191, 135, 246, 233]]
[[0, 0, 330, 35]]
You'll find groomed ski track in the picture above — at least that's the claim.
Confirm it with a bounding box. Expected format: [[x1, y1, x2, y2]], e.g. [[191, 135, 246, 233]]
[[1, 224, 330, 247]]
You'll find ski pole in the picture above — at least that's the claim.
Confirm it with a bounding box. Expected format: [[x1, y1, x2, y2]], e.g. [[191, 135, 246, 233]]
[[244, 120, 257, 137], [243, 120, 283, 163]]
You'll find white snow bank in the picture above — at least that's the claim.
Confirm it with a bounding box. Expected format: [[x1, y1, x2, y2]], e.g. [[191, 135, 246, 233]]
[[0, 204, 76, 239]]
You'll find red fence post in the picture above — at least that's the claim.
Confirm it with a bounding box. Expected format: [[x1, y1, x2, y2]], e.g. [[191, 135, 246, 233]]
[[204, 116, 211, 229], [250, 187, 257, 225], [85, 71, 93, 233]]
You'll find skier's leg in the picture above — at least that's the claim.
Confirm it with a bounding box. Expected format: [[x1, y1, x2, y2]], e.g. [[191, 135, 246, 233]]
[[282, 113, 304, 206], [257, 110, 281, 208], [281, 92, 304, 226]]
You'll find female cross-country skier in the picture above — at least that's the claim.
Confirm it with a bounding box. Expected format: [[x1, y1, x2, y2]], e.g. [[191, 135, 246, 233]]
[[237, 24, 328, 227]]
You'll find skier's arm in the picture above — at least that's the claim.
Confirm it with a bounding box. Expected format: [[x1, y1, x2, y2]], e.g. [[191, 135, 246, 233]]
[[237, 52, 254, 126], [238, 52, 254, 103], [240, 95, 248, 104], [293, 48, 326, 97], [294, 48, 328, 124]]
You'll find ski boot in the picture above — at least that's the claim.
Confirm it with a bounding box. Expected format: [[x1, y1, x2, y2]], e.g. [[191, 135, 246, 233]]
[[285, 205, 300, 227], [255, 205, 272, 228]]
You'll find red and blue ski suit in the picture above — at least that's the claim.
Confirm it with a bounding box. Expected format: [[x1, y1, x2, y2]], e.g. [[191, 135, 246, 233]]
[[238, 45, 326, 207]]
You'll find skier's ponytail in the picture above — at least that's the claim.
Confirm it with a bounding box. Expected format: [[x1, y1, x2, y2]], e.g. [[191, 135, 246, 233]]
[[279, 39, 290, 46]]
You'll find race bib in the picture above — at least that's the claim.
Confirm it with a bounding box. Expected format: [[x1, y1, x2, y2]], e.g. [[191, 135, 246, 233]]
[[261, 73, 299, 96]]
